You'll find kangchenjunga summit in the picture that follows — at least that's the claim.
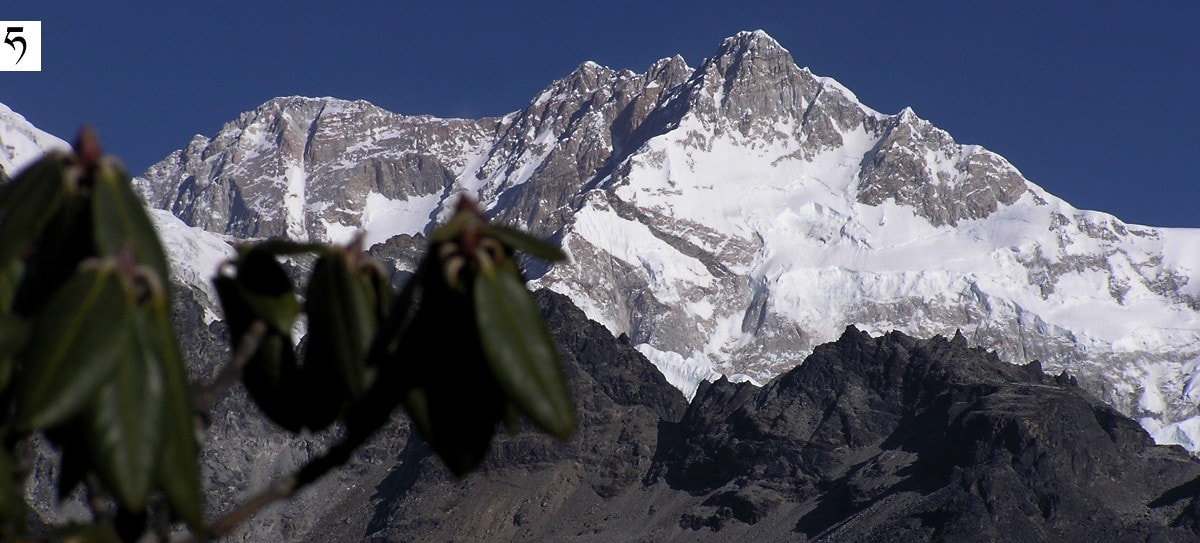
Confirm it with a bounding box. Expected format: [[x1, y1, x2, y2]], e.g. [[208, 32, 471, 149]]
[[3, 30, 1200, 541]]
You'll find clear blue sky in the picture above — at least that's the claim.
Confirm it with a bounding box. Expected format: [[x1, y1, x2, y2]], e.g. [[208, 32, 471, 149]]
[[2, 2, 1197, 227]]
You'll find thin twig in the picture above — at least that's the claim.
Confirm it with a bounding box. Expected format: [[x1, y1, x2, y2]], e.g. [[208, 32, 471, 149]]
[[186, 424, 378, 542], [179, 313, 383, 541], [192, 320, 268, 415], [205, 474, 298, 539], [179, 289, 411, 539]]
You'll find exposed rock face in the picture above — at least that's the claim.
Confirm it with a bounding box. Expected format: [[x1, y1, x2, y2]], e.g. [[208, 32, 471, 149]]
[[857, 110, 1028, 226], [653, 328, 1200, 541], [480, 56, 693, 235], [344, 290, 690, 542], [134, 98, 488, 241], [131, 30, 1200, 449], [674, 30, 876, 149], [305, 293, 1200, 542]]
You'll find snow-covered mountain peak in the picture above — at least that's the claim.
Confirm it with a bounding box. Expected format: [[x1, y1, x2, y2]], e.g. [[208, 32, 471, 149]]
[[637, 55, 693, 100], [135, 95, 494, 243], [856, 108, 1029, 226], [684, 29, 813, 128], [0, 103, 68, 180], [718, 29, 790, 57], [123, 31, 1200, 451]]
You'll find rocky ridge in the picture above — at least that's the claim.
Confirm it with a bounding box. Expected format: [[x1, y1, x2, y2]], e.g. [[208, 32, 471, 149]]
[[131, 30, 1200, 450], [308, 290, 1200, 542]]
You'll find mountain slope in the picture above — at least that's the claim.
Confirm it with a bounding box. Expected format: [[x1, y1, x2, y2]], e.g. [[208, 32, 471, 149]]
[[314, 291, 1200, 543], [0, 103, 68, 179], [131, 30, 1200, 451], [3, 95, 1199, 539]]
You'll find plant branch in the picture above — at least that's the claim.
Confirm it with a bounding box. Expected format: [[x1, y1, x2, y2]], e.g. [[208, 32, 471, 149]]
[[182, 313, 394, 540], [192, 320, 268, 416], [204, 474, 297, 540], [189, 421, 379, 541]]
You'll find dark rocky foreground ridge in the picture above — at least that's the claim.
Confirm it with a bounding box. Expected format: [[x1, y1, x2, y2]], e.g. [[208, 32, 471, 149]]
[[294, 289, 1200, 542]]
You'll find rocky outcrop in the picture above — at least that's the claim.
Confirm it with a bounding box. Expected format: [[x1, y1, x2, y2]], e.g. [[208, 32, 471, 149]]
[[857, 110, 1028, 226], [653, 327, 1200, 541], [305, 294, 1200, 542], [134, 97, 490, 240], [348, 289, 689, 541], [462, 53, 693, 235]]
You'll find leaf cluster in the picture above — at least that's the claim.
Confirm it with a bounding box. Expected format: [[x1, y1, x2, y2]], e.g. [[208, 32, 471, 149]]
[[0, 131, 201, 540], [216, 197, 575, 476]]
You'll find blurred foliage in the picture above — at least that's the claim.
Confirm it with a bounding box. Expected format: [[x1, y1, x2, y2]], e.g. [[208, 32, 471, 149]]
[[0, 130, 202, 539], [214, 198, 575, 476], [0, 130, 574, 541]]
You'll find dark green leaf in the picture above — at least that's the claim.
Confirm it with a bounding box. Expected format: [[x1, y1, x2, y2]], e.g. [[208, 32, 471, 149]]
[[402, 387, 433, 443], [240, 238, 327, 258], [90, 159, 171, 284], [143, 292, 204, 529], [9, 186, 95, 317], [0, 152, 69, 270], [229, 248, 300, 334], [383, 256, 504, 476], [0, 447, 24, 538], [428, 211, 475, 244], [401, 347, 504, 478], [480, 223, 567, 262], [366, 255, 427, 365], [84, 307, 164, 510], [301, 253, 373, 430], [305, 252, 379, 398], [0, 314, 30, 394], [363, 261, 393, 322], [0, 260, 21, 312], [502, 401, 520, 436], [0, 314, 28, 353], [474, 260, 575, 440], [245, 335, 295, 398], [213, 275, 254, 339], [346, 262, 427, 440], [240, 288, 300, 336], [247, 336, 306, 432], [16, 262, 133, 430], [215, 271, 304, 432]]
